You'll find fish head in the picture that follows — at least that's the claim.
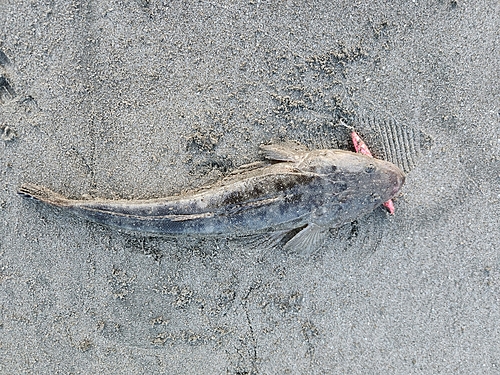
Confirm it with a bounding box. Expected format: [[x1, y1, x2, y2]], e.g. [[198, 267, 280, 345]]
[[299, 149, 405, 212]]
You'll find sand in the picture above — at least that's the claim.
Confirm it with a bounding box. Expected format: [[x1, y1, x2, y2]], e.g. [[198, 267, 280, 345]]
[[1, 1, 499, 374]]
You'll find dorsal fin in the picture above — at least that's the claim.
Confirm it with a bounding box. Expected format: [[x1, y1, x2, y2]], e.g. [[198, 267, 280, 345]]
[[259, 142, 308, 162]]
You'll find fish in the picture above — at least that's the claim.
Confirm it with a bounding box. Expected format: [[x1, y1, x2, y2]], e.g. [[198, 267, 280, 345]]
[[18, 143, 405, 255], [351, 130, 395, 214]]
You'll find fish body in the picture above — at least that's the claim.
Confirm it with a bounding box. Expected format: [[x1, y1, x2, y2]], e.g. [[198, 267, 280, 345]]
[[18, 143, 405, 254]]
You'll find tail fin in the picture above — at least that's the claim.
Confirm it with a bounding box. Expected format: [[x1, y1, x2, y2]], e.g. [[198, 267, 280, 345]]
[[18, 183, 71, 207]]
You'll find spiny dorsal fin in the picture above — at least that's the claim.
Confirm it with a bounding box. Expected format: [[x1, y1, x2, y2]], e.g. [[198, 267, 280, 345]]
[[259, 142, 308, 162]]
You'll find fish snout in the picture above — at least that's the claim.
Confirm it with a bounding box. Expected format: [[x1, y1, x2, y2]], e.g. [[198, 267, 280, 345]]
[[390, 165, 405, 197]]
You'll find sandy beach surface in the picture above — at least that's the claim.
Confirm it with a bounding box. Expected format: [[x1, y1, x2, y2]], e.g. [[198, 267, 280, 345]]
[[1, 1, 499, 374]]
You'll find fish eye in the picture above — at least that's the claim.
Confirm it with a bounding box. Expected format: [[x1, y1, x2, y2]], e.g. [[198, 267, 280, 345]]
[[365, 164, 376, 173]]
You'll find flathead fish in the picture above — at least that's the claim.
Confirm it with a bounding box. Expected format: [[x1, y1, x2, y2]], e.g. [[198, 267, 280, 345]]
[[18, 143, 405, 255]]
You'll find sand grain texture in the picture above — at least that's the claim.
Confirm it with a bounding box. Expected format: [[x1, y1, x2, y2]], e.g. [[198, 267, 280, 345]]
[[0, 1, 499, 374]]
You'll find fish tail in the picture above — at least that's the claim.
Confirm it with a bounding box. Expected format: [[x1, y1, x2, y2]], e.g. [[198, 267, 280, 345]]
[[18, 183, 72, 207]]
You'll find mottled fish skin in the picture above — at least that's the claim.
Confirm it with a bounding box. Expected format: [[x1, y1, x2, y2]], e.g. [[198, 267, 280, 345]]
[[18, 144, 405, 253]]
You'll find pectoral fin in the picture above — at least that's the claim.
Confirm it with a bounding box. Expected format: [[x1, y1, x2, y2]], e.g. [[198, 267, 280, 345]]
[[241, 222, 327, 258], [282, 223, 327, 257], [259, 142, 307, 162]]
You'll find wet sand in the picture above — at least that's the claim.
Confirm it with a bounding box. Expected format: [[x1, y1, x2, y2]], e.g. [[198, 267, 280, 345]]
[[1, 1, 499, 374]]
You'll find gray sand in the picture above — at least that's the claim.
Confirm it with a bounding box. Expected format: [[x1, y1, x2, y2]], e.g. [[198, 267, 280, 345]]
[[1, 1, 499, 374]]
